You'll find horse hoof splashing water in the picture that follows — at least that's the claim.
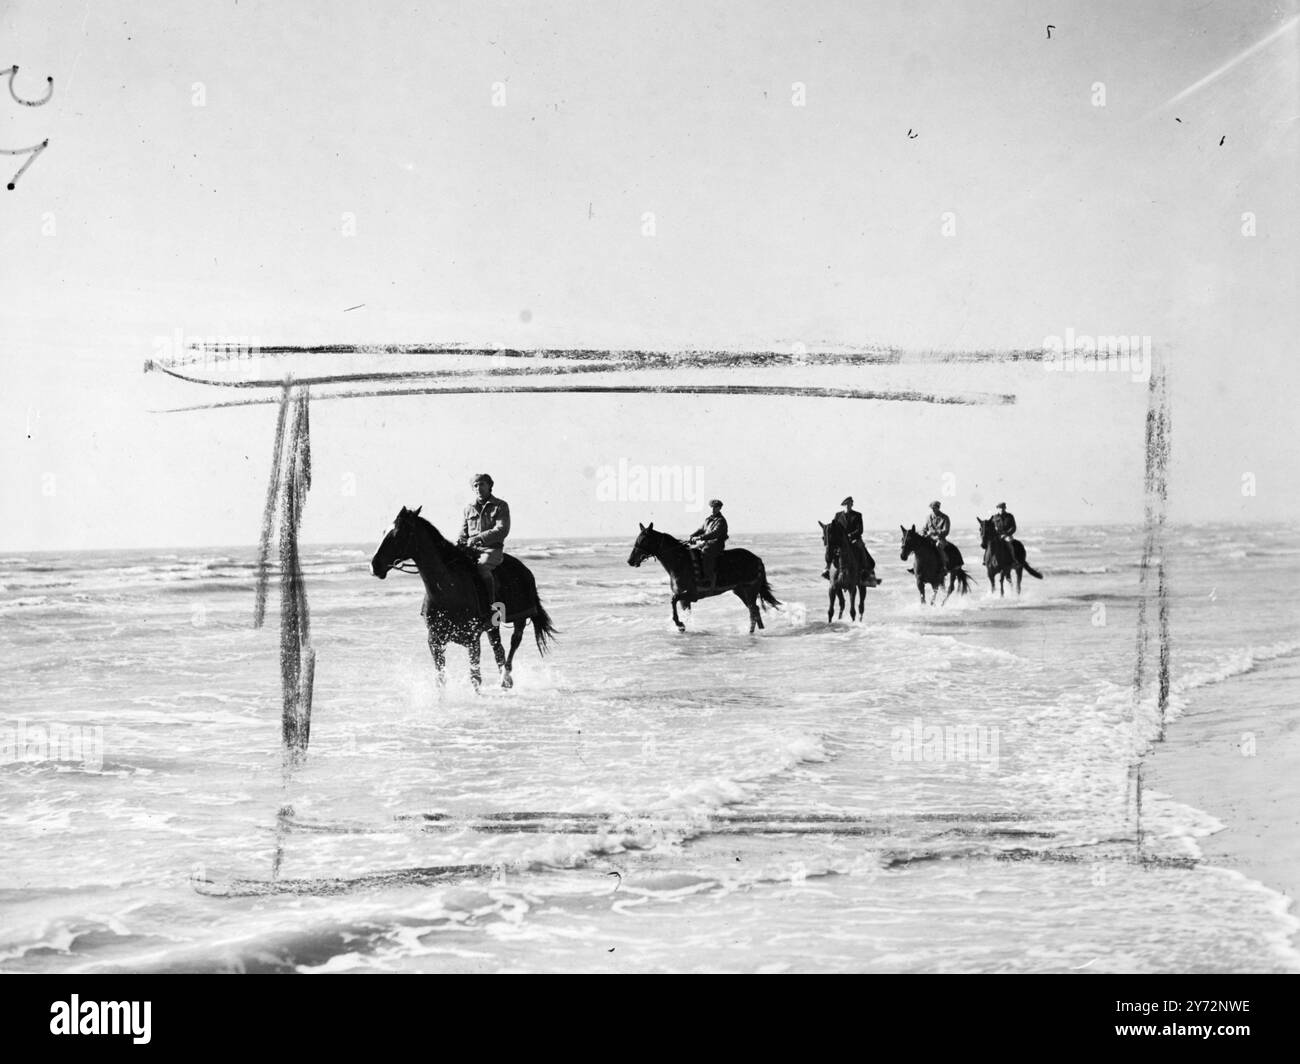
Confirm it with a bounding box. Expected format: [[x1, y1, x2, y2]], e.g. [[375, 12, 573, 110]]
[[371, 507, 556, 690], [899, 524, 972, 606], [626, 522, 779, 634], [819, 518, 882, 623]]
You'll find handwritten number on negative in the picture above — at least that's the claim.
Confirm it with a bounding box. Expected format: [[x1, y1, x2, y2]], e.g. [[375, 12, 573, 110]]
[[7, 65, 54, 107], [3, 65, 54, 189], [2, 138, 49, 189]]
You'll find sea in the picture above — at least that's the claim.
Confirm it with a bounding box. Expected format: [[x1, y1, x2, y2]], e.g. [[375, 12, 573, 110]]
[[2, 523, 1298, 973]]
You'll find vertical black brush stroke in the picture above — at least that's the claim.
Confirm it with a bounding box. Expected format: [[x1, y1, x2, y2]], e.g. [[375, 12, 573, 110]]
[[1130, 351, 1171, 852], [1133, 354, 1172, 730], [253, 384, 292, 628], [278, 390, 313, 763]]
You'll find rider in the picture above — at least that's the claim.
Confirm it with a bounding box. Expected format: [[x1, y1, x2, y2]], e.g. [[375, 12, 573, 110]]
[[458, 473, 510, 612], [986, 501, 1018, 566], [688, 499, 729, 588], [823, 495, 873, 580], [922, 499, 952, 570]]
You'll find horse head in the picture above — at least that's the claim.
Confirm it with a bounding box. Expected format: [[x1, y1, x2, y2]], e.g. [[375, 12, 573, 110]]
[[976, 516, 990, 548], [899, 524, 918, 561], [628, 522, 657, 567], [821, 520, 841, 567], [371, 505, 422, 578]]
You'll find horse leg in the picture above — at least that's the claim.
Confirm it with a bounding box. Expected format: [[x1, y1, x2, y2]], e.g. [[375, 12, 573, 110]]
[[999, 570, 1005, 598], [428, 629, 446, 687], [502, 621, 525, 686], [486, 625, 508, 688], [736, 587, 761, 632], [671, 595, 686, 632], [917, 578, 927, 605], [1015, 565, 1022, 595], [827, 585, 836, 624], [988, 567, 996, 594], [468, 633, 482, 691]]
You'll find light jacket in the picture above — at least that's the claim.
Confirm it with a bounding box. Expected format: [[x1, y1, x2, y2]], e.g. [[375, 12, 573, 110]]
[[461, 495, 511, 554], [922, 510, 950, 538]]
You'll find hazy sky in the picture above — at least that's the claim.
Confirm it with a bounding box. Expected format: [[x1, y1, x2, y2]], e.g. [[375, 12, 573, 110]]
[[3, 0, 1297, 550]]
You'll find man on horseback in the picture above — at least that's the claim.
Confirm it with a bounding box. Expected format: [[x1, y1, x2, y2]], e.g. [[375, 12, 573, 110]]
[[688, 499, 728, 588], [823, 496, 872, 580], [458, 473, 510, 612], [922, 500, 952, 570], [986, 501, 1017, 567]]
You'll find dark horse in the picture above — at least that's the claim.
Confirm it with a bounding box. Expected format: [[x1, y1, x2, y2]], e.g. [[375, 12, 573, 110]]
[[819, 519, 881, 622], [899, 525, 971, 605], [627, 522, 779, 633], [371, 507, 556, 690], [976, 517, 1043, 596]]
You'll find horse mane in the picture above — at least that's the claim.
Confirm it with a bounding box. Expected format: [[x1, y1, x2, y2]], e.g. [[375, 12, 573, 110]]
[[409, 512, 481, 574]]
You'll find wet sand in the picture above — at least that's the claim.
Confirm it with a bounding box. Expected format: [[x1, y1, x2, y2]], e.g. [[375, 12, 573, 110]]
[[1148, 655, 1300, 955]]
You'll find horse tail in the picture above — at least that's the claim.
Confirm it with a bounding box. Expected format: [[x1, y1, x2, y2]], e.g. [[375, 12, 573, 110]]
[[1013, 541, 1043, 579], [953, 568, 971, 595], [757, 562, 780, 610], [531, 599, 557, 655]]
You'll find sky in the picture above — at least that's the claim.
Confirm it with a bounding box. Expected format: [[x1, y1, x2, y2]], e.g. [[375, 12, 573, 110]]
[[2, 0, 1297, 550]]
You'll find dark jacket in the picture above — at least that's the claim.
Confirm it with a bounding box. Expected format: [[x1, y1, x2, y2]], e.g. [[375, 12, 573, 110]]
[[691, 513, 728, 549], [991, 511, 1017, 537], [833, 509, 864, 542]]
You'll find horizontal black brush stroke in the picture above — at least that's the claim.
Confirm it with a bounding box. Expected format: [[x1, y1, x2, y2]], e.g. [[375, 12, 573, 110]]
[[162, 343, 1044, 367], [152, 382, 1016, 413], [148, 361, 635, 388]]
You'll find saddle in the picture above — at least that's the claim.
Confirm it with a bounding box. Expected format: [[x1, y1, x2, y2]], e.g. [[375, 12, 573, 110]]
[[686, 545, 729, 589], [985, 536, 1020, 565]]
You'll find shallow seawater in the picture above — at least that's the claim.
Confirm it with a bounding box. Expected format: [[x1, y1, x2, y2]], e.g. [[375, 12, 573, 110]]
[[1, 523, 1297, 972]]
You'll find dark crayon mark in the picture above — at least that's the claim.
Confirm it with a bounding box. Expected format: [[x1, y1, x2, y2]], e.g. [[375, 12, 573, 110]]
[[252, 383, 315, 765], [6, 65, 54, 107], [196, 862, 501, 897], [155, 382, 1017, 413], [1175, 117, 1181, 122], [252, 385, 291, 628], [3, 137, 49, 190], [148, 343, 1046, 368], [343, 303, 365, 312], [1132, 349, 1171, 737], [907, 128, 918, 139], [1046, 25, 1055, 38], [150, 361, 637, 387], [1219, 135, 1225, 145]]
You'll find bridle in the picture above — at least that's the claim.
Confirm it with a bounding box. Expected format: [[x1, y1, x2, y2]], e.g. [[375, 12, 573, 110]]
[[381, 521, 421, 575]]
